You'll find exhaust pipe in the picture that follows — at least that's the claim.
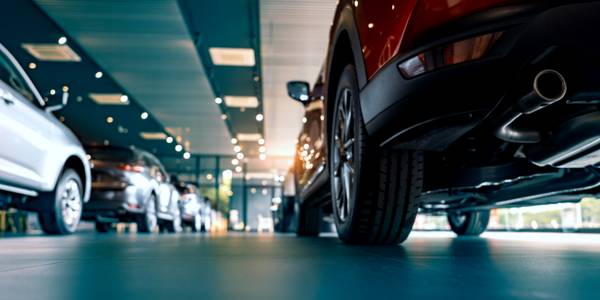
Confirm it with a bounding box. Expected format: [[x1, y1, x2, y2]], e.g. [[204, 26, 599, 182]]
[[534, 69, 567, 102], [495, 69, 567, 143]]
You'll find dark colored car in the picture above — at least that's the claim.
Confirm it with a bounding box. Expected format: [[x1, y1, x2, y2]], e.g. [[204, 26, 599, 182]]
[[176, 183, 202, 232], [287, 1, 600, 244], [83, 145, 180, 233]]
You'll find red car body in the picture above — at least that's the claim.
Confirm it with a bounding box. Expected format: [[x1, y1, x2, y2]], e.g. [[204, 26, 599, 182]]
[[353, 0, 521, 78], [286, 0, 600, 244]]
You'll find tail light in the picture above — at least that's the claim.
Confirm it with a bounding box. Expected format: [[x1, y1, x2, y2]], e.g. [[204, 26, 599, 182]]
[[117, 164, 145, 173], [398, 32, 503, 78]]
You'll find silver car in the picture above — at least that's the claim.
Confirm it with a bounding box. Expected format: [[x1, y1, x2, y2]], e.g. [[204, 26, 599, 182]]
[[0, 43, 91, 234], [84, 145, 181, 233]]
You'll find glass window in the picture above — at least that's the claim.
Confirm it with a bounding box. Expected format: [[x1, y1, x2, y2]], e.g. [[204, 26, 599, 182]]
[[0, 51, 35, 103]]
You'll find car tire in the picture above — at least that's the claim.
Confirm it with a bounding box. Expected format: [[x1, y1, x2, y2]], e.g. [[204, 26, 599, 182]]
[[137, 194, 157, 233], [279, 196, 296, 233], [38, 169, 83, 235], [296, 203, 321, 237], [447, 210, 490, 236], [95, 221, 112, 233], [191, 216, 201, 232], [330, 64, 424, 245], [159, 220, 176, 233]]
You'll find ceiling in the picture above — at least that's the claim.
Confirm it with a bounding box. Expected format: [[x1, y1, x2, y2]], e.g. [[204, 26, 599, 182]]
[[178, 0, 265, 156], [35, 0, 232, 155], [6, 0, 337, 173], [0, 0, 180, 156]]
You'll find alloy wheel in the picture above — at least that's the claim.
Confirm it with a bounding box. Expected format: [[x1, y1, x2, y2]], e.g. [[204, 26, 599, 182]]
[[332, 88, 355, 222], [60, 179, 82, 229]]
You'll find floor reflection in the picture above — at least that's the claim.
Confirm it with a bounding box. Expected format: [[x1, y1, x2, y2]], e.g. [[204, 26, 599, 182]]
[[0, 232, 598, 299]]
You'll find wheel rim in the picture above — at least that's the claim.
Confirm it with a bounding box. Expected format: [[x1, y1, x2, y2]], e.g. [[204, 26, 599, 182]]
[[146, 196, 157, 231], [332, 88, 355, 223], [60, 179, 82, 229], [449, 212, 467, 227]]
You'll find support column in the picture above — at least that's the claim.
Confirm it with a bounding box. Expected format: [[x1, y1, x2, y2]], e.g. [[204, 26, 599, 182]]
[[242, 162, 248, 230]]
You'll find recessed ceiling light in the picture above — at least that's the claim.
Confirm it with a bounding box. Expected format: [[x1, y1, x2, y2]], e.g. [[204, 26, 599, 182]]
[[224, 96, 258, 108], [120, 95, 129, 103], [256, 113, 264, 122], [95, 71, 103, 79], [214, 97, 223, 104], [259, 153, 266, 160], [58, 36, 67, 45], [28, 62, 37, 69], [140, 112, 149, 120], [49, 89, 56, 95], [88, 93, 130, 105], [183, 152, 191, 160], [22, 44, 81, 62], [221, 114, 228, 120], [233, 145, 241, 153], [259, 146, 266, 153], [140, 132, 167, 140], [302, 117, 307, 123], [231, 159, 239, 166], [166, 136, 173, 144], [236, 152, 245, 160], [209, 47, 255, 66], [175, 144, 183, 152], [237, 133, 262, 142], [230, 138, 238, 144], [258, 138, 265, 145], [106, 116, 114, 124], [235, 166, 243, 173], [103, 140, 110, 146]]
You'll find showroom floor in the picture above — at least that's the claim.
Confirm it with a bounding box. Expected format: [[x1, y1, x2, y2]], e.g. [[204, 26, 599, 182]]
[[0, 231, 599, 300]]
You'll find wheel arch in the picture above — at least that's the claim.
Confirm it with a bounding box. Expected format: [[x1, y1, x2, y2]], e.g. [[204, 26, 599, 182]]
[[62, 155, 90, 202], [325, 4, 368, 154]]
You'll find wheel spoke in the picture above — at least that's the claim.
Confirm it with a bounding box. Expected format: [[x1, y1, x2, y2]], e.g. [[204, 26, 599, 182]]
[[332, 88, 356, 223], [343, 138, 354, 151], [342, 164, 352, 205]]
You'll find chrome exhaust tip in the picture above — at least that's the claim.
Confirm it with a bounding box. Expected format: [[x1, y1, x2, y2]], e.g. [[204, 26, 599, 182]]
[[533, 69, 567, 102]]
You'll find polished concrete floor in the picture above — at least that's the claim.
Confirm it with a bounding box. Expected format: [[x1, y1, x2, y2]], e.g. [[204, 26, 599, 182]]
[[0, 230, 599, 300]]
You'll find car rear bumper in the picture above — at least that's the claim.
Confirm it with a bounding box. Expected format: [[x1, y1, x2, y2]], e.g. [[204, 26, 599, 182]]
[[360, 2, 600, 149], [82, 186, 145, 221]]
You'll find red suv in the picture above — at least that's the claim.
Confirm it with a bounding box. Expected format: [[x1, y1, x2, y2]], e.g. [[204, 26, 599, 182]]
[[287, 1, 600, 244]]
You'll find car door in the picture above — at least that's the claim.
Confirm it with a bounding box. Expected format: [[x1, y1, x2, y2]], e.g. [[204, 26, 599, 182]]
[[296, 74, 326, 190], [0, 46, 52, 189]]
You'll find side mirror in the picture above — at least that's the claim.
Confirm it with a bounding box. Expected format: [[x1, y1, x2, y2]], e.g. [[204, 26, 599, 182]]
[[45, 92, 69, 113], [287, 81, 310, 104]]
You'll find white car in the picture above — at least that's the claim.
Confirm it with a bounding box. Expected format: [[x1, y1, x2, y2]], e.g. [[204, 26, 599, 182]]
[[0, 43, 91, 234]]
